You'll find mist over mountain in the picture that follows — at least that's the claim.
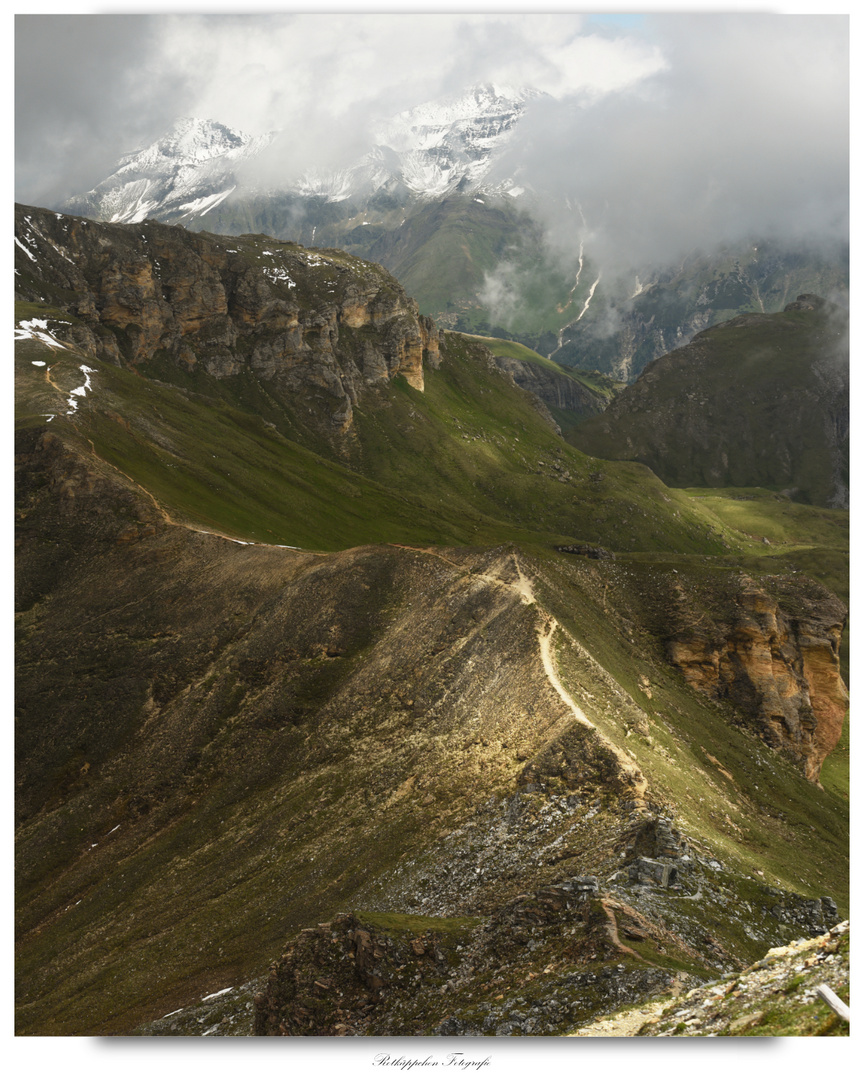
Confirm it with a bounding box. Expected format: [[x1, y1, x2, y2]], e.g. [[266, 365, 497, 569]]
[[22, 14, 847, 285], [61, 86, 542, 225], [14, 12, 851, 1048], [57, 62, 848, 383]]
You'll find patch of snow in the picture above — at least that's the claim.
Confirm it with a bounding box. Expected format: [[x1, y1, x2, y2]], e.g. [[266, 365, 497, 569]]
[[201, 986, 234, 1002], [15, 318, 70, 351], [263, 266, 296, 287], [31, 360, 47, 367], [15, 236, 37, 262], [66, 365, 96, 414]]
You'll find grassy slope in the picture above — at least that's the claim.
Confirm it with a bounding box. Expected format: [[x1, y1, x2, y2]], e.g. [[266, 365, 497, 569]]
[[16, 302, 847, 663], [456, 332, 623, 397], [360, 197, 580, 337], [15, 303, 850, 1035], [14, 312, 752, 558], [571, 307, 848, 508], [17, 314, 849, 791]]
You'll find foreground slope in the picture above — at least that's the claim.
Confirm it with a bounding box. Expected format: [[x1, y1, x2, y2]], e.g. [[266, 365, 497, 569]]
[[15, 207, 848, 1035]]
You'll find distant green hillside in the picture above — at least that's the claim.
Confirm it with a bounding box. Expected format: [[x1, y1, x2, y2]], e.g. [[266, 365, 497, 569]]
[[15, 209, 849, 1038], [571, 299, 849, 509]]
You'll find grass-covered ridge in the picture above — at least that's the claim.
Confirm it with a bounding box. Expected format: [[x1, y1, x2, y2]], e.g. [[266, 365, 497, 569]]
[[15, 304, 763, 558], [456, 331, 623, 394], [571, 303, 849, 509], [15, 215, 849, 1037]]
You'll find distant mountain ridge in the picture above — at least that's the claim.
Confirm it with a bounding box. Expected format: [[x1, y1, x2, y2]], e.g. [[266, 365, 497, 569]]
[[58, 89, 848, 384], [570, 295, 849, 509], [294, 83, 542, 202], [63, 85, 542, 226]]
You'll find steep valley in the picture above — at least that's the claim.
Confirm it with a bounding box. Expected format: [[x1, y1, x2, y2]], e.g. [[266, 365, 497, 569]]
[[14, 206, 849, 1037]]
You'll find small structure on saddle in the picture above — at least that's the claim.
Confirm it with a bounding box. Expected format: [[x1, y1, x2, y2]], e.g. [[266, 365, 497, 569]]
[[628, 857, 678, 888]]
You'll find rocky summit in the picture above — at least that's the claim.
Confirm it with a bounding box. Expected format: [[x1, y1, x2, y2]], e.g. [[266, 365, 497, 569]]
[[15, 204, 439, 438], [15, 206, 848, 1037]]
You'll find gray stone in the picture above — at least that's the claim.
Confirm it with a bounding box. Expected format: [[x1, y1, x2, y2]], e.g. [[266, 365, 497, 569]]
[[628, 858, 678, 887]]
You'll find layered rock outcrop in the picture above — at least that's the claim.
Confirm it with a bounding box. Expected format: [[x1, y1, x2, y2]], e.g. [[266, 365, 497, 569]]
[[493, 355, 614, 420], [667, 575, 847, 782], [15, 204, 441, 434]]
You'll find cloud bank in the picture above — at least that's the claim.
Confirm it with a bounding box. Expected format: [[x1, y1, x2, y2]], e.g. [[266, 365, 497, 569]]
[[498, 14, 849, 275], [15, 13, 663, 204], [16, 12, 847, 286]]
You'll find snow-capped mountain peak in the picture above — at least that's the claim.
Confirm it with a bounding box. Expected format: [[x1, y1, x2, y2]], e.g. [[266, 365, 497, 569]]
[[64, 117, 275, 225], [62, 85, 544, 224], [115, 118, 251, 172], [293, 83, 545, 202]]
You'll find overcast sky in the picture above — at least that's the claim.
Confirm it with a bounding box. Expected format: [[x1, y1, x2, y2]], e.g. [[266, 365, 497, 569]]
[[15, 9, 849, 272]]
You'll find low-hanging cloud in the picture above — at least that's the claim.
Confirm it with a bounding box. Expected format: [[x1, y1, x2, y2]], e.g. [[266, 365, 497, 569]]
[[15, 15, 195, 206], [15, 12, 664, 204], [493, 14, 848, 281], [16, 11, 848, 298]]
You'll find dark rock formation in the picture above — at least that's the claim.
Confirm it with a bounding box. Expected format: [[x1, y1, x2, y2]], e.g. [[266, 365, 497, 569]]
[[15, 204, 441, 436], [555, 544, 615, 560], [493, 355, 612, 419], [252, 884, 681, 1037]]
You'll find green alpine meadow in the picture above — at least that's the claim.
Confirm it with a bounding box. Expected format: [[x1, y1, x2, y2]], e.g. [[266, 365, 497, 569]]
[[15, 13, 849, 1048], [15, 205, 847, 1037]]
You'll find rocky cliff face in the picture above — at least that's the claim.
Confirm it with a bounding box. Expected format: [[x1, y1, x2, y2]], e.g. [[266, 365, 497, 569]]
[[15, 205, 440, 436], [666, 575, 847, 783], [493, 355, 612, 421]]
